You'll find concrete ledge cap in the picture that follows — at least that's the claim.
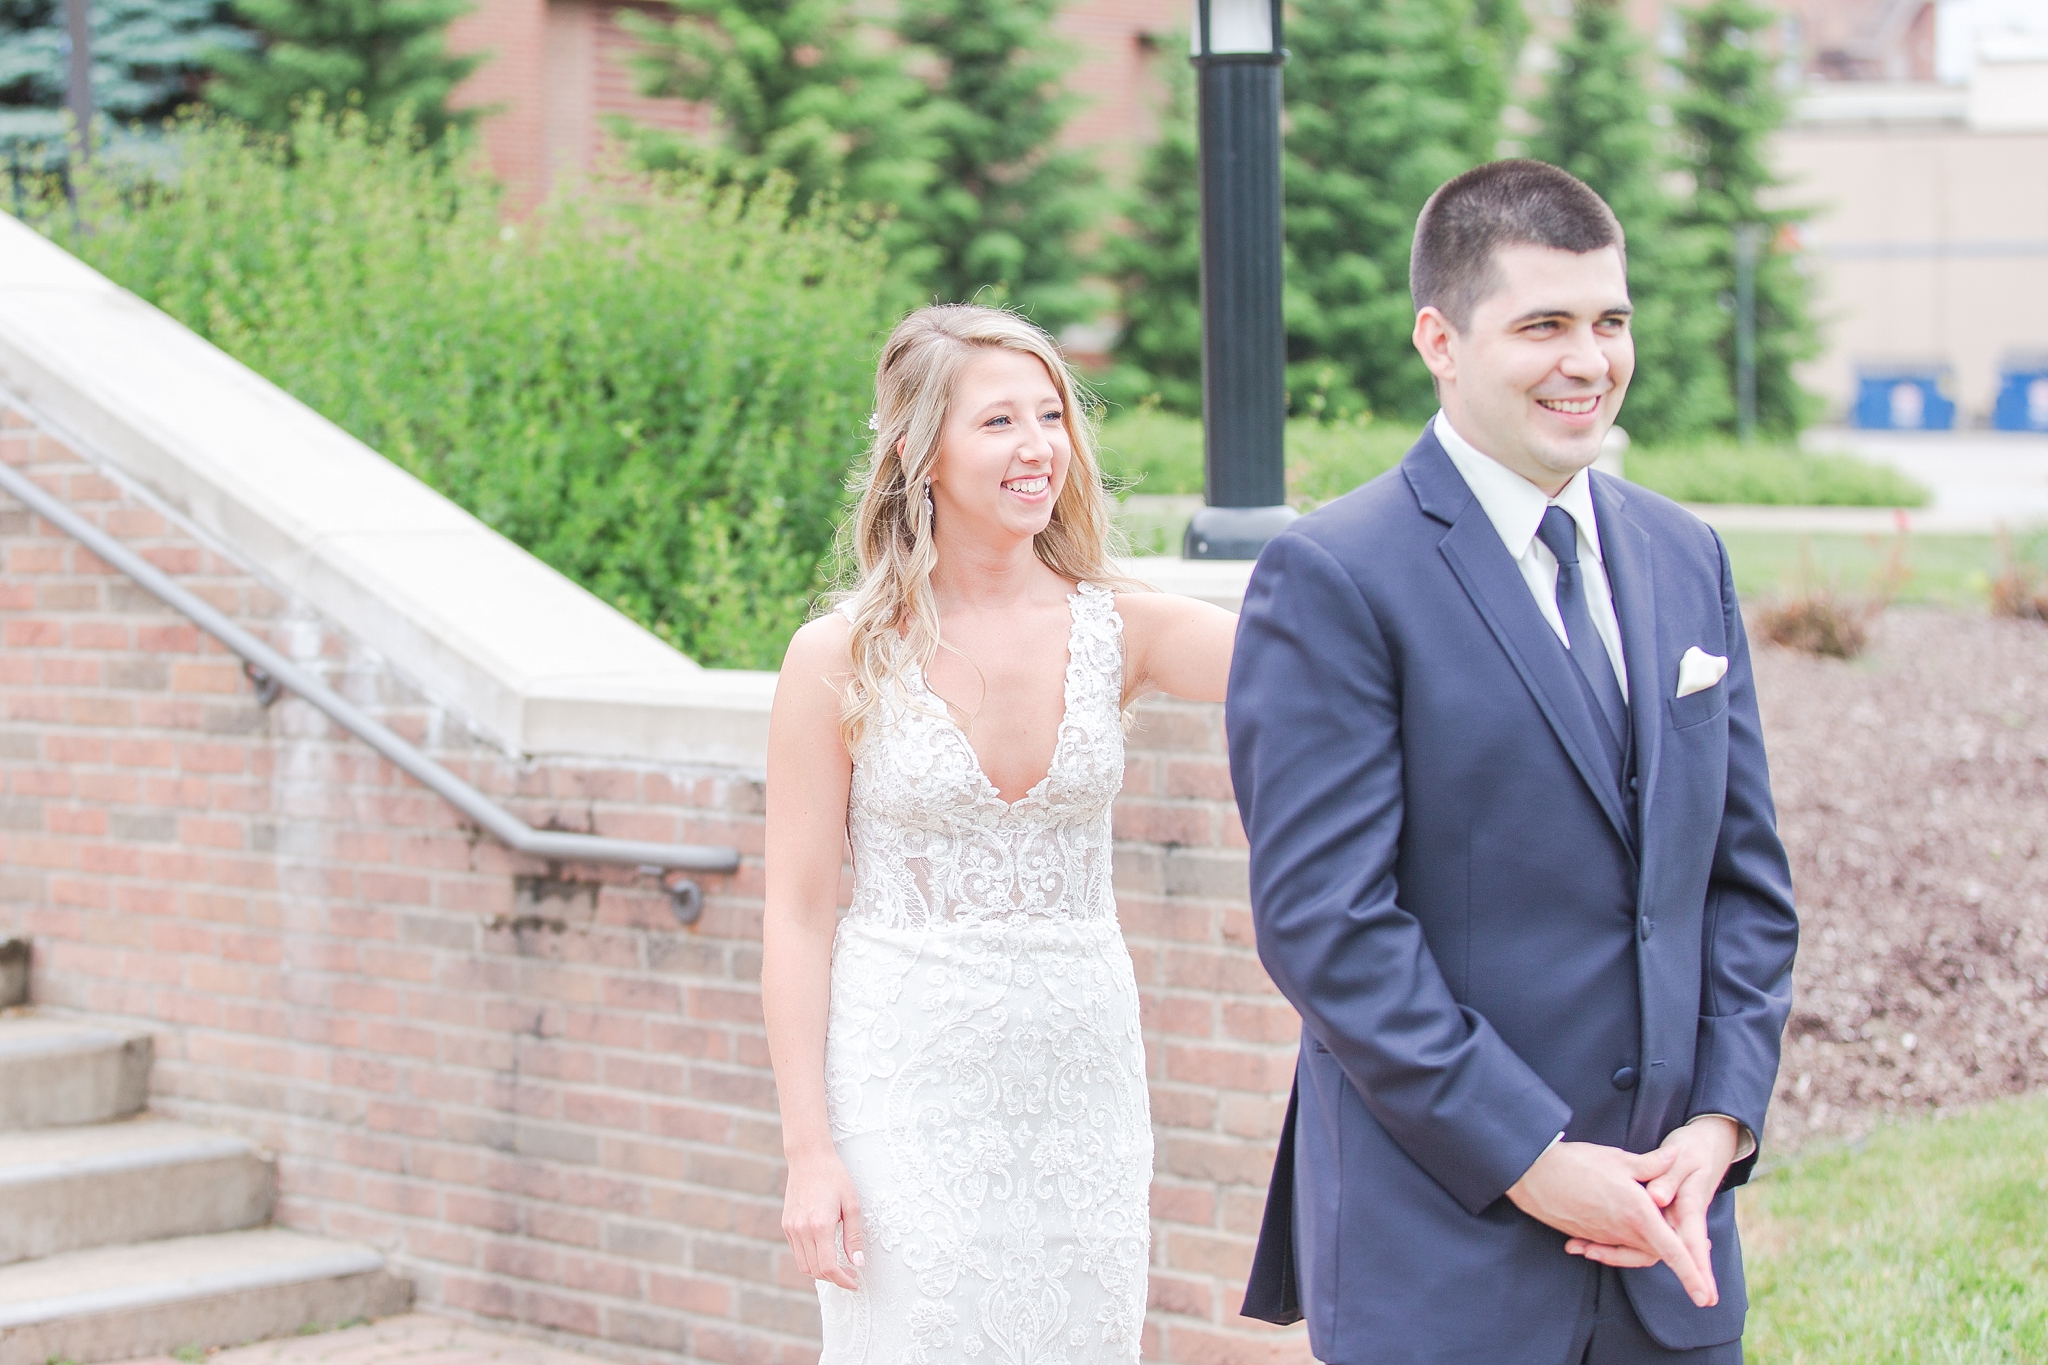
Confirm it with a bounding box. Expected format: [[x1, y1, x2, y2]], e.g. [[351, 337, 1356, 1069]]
[[1119, 556, 1252, 612], [0, 213, 775, 766]]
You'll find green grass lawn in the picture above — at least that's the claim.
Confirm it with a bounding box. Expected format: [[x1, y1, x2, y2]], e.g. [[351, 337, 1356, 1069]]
[[1720, 531, 2010, 610], [1742, 1093, 2048, 1363], [1095, 409, 1931, 509]]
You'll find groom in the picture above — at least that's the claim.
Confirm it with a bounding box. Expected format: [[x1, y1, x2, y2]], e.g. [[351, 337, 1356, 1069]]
[[1227, 160, 1798, 1364]]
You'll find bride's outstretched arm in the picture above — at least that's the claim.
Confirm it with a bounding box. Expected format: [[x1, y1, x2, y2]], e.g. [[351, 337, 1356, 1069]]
[[1115, 590, 1239, 705], [764, 614, 863, 1292]]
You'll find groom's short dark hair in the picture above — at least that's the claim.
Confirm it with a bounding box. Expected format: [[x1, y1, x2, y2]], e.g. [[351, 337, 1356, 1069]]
[[1410, 160, 1625, 330]]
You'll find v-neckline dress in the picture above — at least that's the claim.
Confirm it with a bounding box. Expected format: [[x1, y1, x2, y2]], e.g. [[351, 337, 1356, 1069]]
[[819, 582, 1151, 1364]]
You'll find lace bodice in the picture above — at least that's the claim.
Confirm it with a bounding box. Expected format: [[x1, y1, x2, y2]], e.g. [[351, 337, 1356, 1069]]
[[842, 582, 1125, 931]]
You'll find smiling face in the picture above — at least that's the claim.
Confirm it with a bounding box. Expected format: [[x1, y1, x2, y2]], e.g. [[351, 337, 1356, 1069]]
[[1412, 241, 1634, 495], [927, 347, 1072, 549]]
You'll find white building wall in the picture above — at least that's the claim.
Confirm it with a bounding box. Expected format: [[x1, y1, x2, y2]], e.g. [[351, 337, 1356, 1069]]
[[1779, 80, 2048, 423]]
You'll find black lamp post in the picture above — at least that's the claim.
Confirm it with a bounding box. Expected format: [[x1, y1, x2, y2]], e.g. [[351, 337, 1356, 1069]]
[[1184, 0, 1294, 560]]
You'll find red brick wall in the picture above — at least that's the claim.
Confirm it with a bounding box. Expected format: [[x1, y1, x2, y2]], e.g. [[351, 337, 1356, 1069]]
[[1054, 0, 1184, 181], [447, 0, 549, 203], [0, 396, 1310, 1365]]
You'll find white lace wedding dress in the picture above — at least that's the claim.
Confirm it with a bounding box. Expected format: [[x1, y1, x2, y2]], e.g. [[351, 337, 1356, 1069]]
[[818, 582, 1151, 1364]]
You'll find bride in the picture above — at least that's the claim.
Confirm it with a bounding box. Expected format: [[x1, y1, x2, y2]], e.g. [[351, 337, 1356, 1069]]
[[764, 304, 1238, 1363]]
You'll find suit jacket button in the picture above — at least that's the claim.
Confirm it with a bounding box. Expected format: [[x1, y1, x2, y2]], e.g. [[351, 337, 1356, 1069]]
[[1612, 1066, 1638, 1091], [1638, 918, 1655, 942]]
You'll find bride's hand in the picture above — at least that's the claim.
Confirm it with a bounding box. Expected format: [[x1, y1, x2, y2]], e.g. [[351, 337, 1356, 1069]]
[[783, 1149, 865, 1291]]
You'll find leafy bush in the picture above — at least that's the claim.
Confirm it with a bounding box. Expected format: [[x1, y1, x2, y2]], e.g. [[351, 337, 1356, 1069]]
[[1287, 418, 1432, 505], [1097, 407, 1419, 506], [1093, 405, 1204, 496], [30, 111, 895, 668], [1101, 410, 1931, 513], [1625, 441, 1929, 508]]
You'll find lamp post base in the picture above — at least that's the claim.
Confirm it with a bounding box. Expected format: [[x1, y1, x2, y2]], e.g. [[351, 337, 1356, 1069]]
[[1183, 504, 1298, 560]]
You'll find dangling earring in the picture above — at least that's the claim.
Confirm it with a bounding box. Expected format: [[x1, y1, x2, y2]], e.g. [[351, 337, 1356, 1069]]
[[924, 479, 935, 522]]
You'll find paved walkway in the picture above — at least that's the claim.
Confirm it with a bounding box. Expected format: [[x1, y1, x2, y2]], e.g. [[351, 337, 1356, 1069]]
[[110, 1315, 630, 1365]]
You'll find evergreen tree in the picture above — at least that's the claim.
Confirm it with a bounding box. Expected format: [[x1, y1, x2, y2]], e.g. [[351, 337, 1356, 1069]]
[[1468, 0, 1530, 140], [1109, 0, 1524, 421], [1, 0, 251, 169], [204, 0, 480, 141], [893, 0, 1099, 328], [1670, 0, 1816, 435], [1282, 0, 1522, 420], [1532, 0, 1727, 444], [620, 0, 936, 273], [1100, 52, 1199, 413]]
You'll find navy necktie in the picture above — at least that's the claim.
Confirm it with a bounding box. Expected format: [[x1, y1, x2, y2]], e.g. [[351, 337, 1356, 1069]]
[[1536, 505, 1628, 750]]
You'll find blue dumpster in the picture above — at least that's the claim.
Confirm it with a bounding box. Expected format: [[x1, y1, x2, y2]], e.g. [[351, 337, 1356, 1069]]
[[1994, 356, 2048, 432], [1853, 364, 1955, 431]]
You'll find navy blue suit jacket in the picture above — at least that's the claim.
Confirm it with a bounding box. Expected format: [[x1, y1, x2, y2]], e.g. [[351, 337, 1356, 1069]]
[[1227, 429, 1798, 1364]]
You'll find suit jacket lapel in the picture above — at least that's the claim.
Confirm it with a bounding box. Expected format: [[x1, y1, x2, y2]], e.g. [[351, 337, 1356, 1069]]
[[1593, 474, 1665, 843], [1407, 436, 1635, 847]]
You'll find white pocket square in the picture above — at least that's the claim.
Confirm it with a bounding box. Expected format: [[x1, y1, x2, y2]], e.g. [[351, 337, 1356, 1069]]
[[1675, 647, 1729, 699]]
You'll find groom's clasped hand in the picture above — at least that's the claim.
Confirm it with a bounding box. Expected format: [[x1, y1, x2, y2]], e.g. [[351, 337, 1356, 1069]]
[[1509, 1114, 1742, 1309]]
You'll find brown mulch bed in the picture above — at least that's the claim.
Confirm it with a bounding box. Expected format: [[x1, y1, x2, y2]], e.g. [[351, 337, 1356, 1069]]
[[1756, 608, 2048, 1151]]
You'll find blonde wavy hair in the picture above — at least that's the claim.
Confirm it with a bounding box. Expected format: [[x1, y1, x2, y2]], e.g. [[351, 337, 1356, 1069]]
[[835, 304, 1141, 749]]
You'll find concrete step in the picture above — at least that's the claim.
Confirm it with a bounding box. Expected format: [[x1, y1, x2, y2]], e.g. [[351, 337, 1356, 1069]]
[[0, 1118, 276, 1264], [0, 1228, 412, 1365], [0, 1017, 151, 1131]]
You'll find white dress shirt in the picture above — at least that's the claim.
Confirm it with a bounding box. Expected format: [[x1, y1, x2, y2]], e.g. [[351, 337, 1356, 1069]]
[[1433, 412, 1628, 701], [1436, 414, 1756, 1164]]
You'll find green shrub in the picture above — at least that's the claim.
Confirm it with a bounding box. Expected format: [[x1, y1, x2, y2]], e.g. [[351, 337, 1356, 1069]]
[[1102, 409, 1930, 513], [1094, 405, 1204, 496], [1097, 408, 1419, 506], [1285, 418, 1430, 505], [30, 111, 895, 669], [1626, 441, 1929, 508]]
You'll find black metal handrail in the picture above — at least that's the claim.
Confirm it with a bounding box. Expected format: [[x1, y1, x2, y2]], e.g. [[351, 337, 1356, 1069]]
[[0, 458, 741, 918]]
